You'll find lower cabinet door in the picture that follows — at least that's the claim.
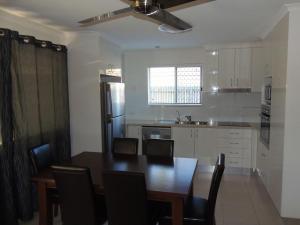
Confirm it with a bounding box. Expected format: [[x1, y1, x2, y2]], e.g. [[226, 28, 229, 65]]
[[172, 127, 195, 158], [194, 128, 217, 166]]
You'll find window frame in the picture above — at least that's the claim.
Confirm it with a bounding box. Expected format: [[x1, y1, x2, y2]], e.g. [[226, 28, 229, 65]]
[[147, 64, 203, 106]]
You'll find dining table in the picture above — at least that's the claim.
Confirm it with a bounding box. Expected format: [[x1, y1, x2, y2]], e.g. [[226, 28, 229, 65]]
[[31, 152, 198, 225]]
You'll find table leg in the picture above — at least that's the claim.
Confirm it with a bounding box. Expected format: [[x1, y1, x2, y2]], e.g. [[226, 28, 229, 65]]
[[172, 197, 183, 225], [37, 182, 53, 225]]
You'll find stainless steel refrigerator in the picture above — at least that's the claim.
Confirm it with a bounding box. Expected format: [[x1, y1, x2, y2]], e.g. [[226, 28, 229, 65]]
[[100, 75, 125, 152]]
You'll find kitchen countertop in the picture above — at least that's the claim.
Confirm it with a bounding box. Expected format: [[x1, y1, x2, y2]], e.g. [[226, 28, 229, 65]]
[[126, 119, 260, 129]]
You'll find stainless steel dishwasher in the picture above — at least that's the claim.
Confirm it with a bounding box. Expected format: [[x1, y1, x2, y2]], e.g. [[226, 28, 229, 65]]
[[142, 126, 172, 140]]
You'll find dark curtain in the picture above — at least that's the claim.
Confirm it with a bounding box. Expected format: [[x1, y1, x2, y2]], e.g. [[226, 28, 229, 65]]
[[0, 28, 70, 225], [0, 29, 18, 225]]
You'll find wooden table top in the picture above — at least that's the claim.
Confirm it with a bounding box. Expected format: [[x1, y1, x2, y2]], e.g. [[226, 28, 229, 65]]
[[32, 152, 198, 199]]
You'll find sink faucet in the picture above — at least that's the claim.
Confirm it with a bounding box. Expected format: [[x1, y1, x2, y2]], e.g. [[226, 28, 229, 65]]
[[185, 115, 192, 123], [176, 111, 181, 122]]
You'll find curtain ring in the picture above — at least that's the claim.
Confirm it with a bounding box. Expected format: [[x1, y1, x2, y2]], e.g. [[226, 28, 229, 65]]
[[56, 46, 62, 51], [24, 38, 30, 43], [0, 30, 5, 37], [41, 41, 47, 48]]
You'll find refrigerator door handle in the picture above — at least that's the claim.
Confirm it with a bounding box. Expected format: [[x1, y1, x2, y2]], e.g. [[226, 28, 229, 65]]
[[110, 117, 114, 144], [108, 86, 113, 116]]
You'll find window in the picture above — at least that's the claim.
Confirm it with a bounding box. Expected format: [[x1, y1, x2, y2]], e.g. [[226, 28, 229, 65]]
[[148, 66, 202, 105]]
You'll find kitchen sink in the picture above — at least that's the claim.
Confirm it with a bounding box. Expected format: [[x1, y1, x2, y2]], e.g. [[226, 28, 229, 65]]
[[175, 121, 208, 125]]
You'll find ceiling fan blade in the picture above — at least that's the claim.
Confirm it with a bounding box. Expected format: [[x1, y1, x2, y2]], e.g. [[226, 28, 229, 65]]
[[147, 9, 192, 31], [78, 7, 132, 26], [157, 0, 215, 9]]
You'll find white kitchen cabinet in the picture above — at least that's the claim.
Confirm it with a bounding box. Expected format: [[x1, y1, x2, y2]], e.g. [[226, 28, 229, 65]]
[[218, 48, 235, 89], [256, 138, 269, 188], [251, 47, 265, 92], [235, 48, 252, 88], [172, 126, 254, 170], [194, 128, 217, 165], [215, 128, 252, 169], [126, 125, 142, 155], [218, 48, 252, 89], [203, 49, 219, 92], [172, 127, 195, 158]]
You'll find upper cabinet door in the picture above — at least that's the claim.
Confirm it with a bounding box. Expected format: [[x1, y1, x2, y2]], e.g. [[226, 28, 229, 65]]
[[218, 48, 235, 89], [251, 47, 265, 92], [235, 48, 252, 89]]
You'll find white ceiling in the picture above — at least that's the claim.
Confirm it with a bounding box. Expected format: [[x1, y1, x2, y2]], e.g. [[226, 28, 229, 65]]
[[0, 0, 299, 49]]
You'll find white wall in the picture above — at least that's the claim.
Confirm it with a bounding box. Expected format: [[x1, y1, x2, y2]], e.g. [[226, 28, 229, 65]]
[[263, 14, 289, 214], [260, 4, 300, 218], [281, 6, 300, 218], [66, 31, 122, 156], [123, 47, 261, 123], [0, 9, 65, 44]]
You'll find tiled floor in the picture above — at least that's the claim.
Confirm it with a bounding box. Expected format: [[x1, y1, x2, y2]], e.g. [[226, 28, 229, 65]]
[[21, 170, 293, 225]]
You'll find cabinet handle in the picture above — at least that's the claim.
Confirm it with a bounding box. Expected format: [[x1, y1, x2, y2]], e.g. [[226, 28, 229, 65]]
[[229, 132, 239, 135], [230, 151, 239, 154], [230, 161, 239, 164], [230, 142, 239, 145]]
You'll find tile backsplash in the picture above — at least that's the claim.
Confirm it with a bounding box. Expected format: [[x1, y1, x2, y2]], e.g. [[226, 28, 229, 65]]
[[126, 92, 261, 123]]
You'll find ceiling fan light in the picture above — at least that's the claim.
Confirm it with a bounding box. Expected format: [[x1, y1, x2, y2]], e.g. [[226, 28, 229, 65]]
[[158, 24, 192, 34]]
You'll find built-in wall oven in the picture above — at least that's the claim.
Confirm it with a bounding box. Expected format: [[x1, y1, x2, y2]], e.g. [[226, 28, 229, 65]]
[[260, 77, 272, 148], [260, 105, 271, 147]]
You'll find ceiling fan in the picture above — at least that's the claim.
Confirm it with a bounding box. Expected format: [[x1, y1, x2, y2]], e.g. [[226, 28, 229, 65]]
[[79, 0, 215, 33]]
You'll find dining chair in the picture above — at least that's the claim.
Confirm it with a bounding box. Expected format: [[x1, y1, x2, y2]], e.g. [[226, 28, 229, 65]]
[[143, 139, 174, 158], [30, 144, 53, 173], [159, 153, 225, 225], [112, 138, 139, 155], [52, 166, 107, 225], [29, 144, 60, 217], [103, 170, 158, 225]]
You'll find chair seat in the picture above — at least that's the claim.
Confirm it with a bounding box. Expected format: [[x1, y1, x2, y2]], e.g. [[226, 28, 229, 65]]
[[159, 197, 208, 225]]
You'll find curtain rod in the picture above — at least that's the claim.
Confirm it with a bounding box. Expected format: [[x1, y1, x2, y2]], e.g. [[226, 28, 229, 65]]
[[0, 28, 67, 52]]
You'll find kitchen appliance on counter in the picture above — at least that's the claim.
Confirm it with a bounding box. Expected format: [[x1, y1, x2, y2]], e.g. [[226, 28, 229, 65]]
[[100, 75, 125, 152], [260, 77, 272, 148]]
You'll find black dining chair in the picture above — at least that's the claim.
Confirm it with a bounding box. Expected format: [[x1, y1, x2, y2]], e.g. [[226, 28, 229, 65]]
[[103, 170, 159, 225], [30, 144, 53, 173], [52, 166, 107, 225], [159, 153, 225, 225], [143, 139, 174, 158], [29, 144, 60, 217], [112, 138, 139, 156]]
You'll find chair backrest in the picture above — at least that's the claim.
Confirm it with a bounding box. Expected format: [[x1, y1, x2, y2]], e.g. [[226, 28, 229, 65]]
[[143, 139, 174, 158], [112, 138, 138, 155], [103, 171, 149, 225], [30, 144, 52, 173], [207, 153, 225, 225], [52, 166, 97, 225]]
